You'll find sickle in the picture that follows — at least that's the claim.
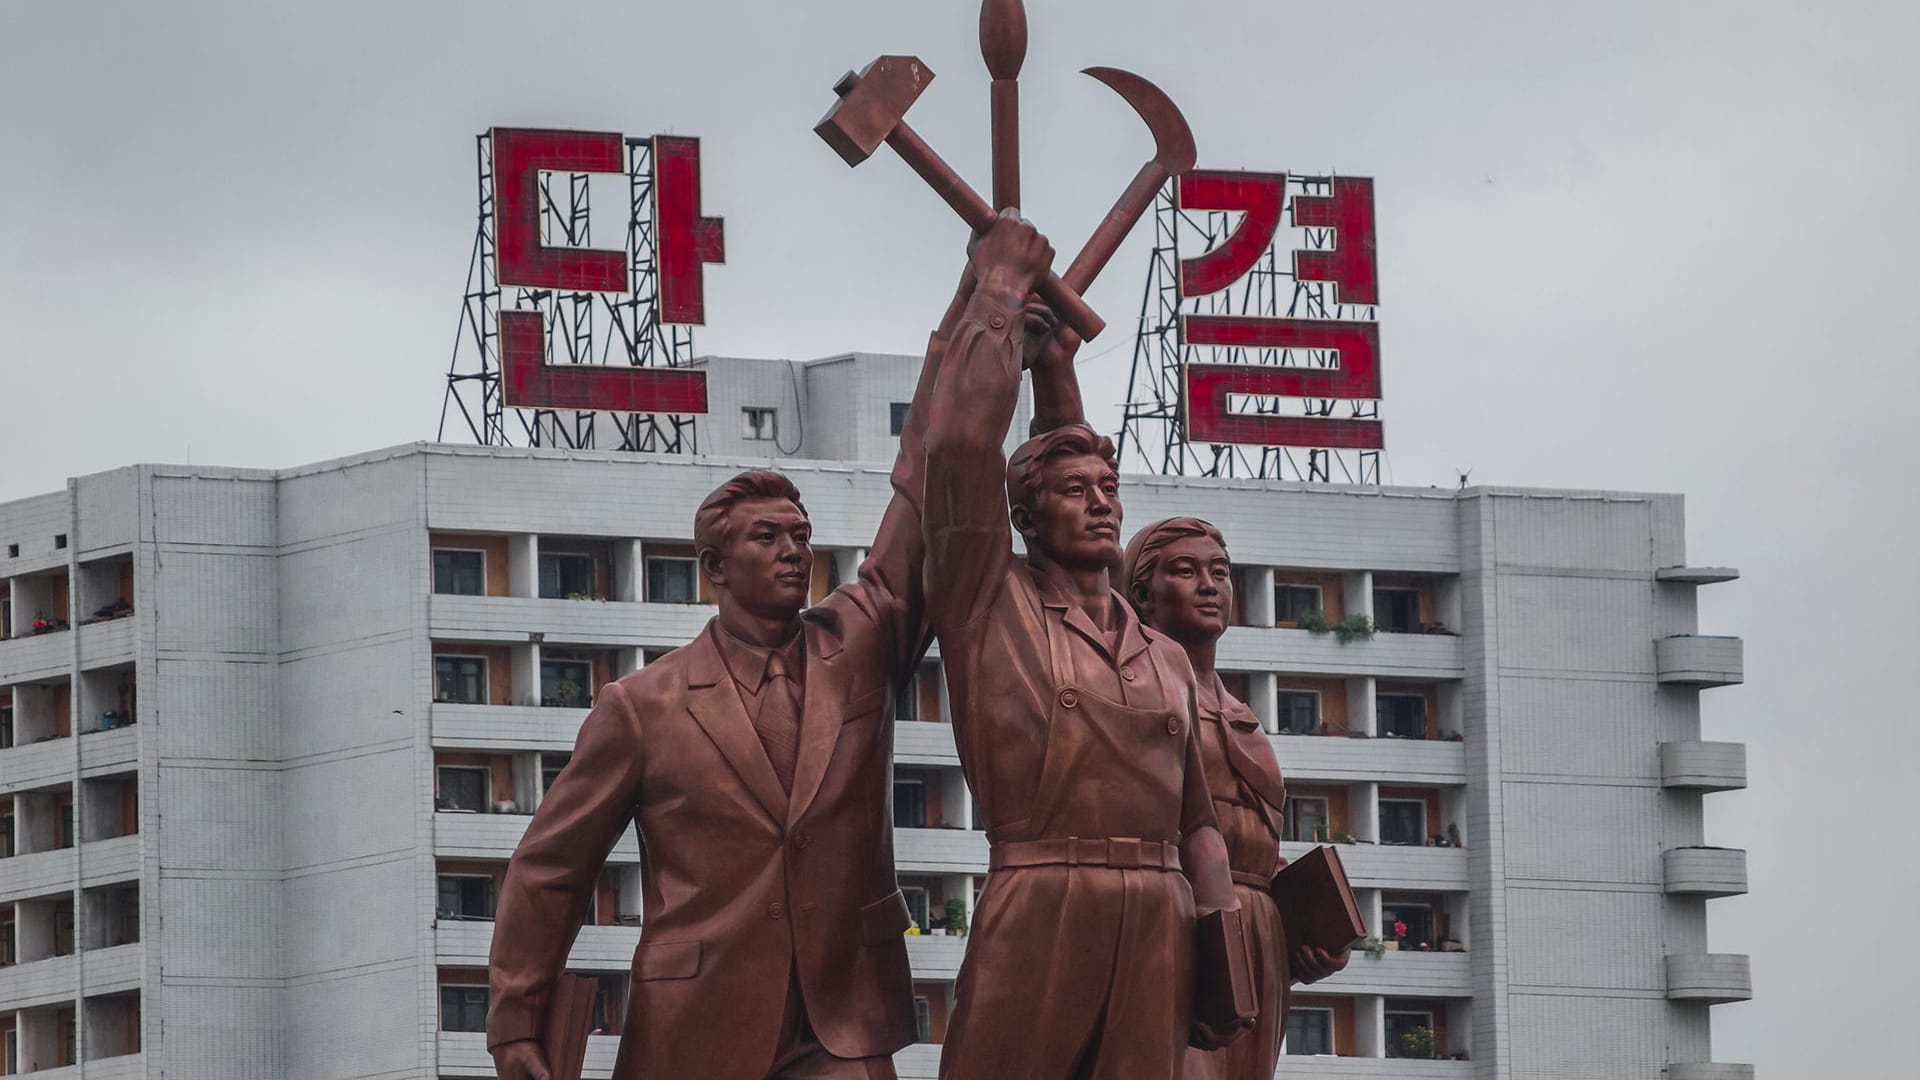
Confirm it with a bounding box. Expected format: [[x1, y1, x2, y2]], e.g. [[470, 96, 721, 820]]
[[1062, 67, 1198, 294]]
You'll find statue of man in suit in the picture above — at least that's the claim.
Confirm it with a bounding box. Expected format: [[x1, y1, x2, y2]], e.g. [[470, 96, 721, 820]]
[[486, 240, 1026, 1080]]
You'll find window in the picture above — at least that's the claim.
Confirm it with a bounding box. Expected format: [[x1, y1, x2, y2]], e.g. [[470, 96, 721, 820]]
[[1284, 1007, 1334, 1055], [741, 406, 778, 441], [591, 973, 627, 1034], [900, 885, 930, 932], [1, 586, 11, 637], [914, 995, 932, 1042], [1377, 694, 1427, 739], [3, 1027, 13, 1074], [1374, 587, 1421, 633], [440, 985, 490, 1032], [437, 766, 491, 813], [1, 704, 12, 749], [438, 875, 496, 920], [54, 534, 67, 550], [1285, 796, 1329, 843], [893, 779, 927, 828], [542, 753, 571, 795], [435, 656, 487, 704], [107, 887, 141, 946], [432, 550, 485, 596], [1385, 1010, 1436, 1058], [1380, 799, 1427, 846], [890, 402, 911, 436], [541, 658, 593, 708], [60, 803, 74, 850], [1274, 583, 1322, 624], [1382, 901, 1433, 949], [1, 908, 15, 965], [895, 673, 920, 723], [645, 556, 699, 604], [1, 811, 13, 858], [5, 544, 16, 558], [1274, 690, 1320, 735], [539, 552, 597, 599], [54, 902, 74, 956]]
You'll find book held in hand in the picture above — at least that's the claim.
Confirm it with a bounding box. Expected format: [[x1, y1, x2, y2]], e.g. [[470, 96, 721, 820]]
[[544, 973, 597, 1080], [1267, 844, 1366, 954]]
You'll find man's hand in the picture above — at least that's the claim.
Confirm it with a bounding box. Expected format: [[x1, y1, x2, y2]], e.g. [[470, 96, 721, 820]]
[[491, 1039, 552, 1080], [1293, 944, 1350, 985], [968, 209, 1054, 299], [1190, 1014, 1256, 1051]]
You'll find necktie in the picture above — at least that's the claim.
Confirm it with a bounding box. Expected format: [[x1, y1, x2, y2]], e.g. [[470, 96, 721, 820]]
[[757, 651, 801, 793]]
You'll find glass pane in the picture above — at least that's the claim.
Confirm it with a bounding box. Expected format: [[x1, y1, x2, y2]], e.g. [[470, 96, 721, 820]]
[[1377, 695, 1426, 739], [1380, 800, 1425, 845], [438, 768, 489, 812], [1285, 1008, 1333, 1054], [646, 558, 698, 604], [433, 550, 484, 596], [542, 660, 593, 707], [893, 781, 926, 828]]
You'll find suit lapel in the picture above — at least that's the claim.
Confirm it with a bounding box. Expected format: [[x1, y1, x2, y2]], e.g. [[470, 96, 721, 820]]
[[684, 627, 789, 825], [786, 618, 847, 828]]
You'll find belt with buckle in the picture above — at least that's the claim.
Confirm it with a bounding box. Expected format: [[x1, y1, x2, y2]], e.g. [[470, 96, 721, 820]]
[[988, 836, 1183, 873]]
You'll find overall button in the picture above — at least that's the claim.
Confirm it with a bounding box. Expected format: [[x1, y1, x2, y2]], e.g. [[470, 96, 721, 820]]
[[792, 833, 809, 850], [1165, 716, 1183, 736], [988, 312, 1007, 329], [1121, 666, 1136, 682], [768, 901, 786, 920], [1059, 688, 1079, 709]]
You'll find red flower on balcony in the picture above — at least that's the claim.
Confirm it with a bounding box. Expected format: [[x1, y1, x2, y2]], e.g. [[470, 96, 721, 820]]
[[1393, 921, 1407, 939]]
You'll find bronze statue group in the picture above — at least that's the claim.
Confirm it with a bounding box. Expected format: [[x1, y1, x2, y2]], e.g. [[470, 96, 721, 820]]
[[487, 214, 1349, 1080]]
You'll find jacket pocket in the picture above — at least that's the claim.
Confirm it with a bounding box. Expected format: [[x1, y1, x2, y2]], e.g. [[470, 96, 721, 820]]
[[842, 686, 886, 724], [859, 889, 912, 945], [632, 940, 701, 981]]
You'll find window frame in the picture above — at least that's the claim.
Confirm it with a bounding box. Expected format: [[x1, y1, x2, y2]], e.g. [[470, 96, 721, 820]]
[[1273, 688, 1321, 735], [889, 402, 911, 436], [539, 551, 599, 600], [893, 777, 928, 829], [434, 654, 489, 705], [540, 657, 594, 708], [1385, 1008, 1437, 1058], [900, 884, 931, 932], [741, 405, 778, 442], [913, 994, 932, 1042], [1381, 900, 1434, 949], [1285, 795, 1331, 843], [439, 984, 491, 1033], [436, 765, 492, 814], [1274, 582, 1324, 624], [431, 548, 486, 597], [644, 555, 700, 604], [1378, 798, 1428, 846], [437, 873, 498, 921], [1376, 692, 1428, 739], [1374, 586, 1422, 633], [1284, 1005, 1335, 1055]]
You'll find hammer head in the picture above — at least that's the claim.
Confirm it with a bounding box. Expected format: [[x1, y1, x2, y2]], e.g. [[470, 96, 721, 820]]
[[1082, 66, 1196, 174], [815, 55, 936, 167]]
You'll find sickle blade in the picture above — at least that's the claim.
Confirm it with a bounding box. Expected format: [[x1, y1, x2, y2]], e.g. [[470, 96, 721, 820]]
[[1082, 66, 1196, 173]]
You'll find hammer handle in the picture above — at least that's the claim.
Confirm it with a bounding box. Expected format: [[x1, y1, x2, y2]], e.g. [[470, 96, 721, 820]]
[[887, 123, 1106, 340]]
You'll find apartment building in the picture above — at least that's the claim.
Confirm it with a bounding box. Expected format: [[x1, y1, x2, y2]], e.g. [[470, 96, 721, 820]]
[[0, 353, 1749, 1079]]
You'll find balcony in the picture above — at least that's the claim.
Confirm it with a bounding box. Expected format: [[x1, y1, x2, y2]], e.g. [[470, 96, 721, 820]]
[[0, 952, 75, 1011], [1656, 566, 1740, 585], [436, 918, 640, 970], [1282, 841, 1469, 892], [1660, 741, 1747, 791], [1270, 734, 1466, 786], [0, 625, 71, 681], [430, 594, 712, 650], [1219, 627, 1463, 681], [433, 810, 641, 863], [76, 616, 135, 669], [1312, 947, 1470, 997], [431, 702, 587, 753], [1668, 1065, 1755, 1080], [5, 726, 140, 796], [905, 931, 968, 980], [1665, 953, 1752, 1003], [894, 828, 988, 875], [77, 725, 138, 777], [438, 1031, 621, 1078], [895, 721, 960, 768], [895, 1043, 942, 1079], [1663, 847, 1748, 898], [1272, 1059, 1473, 1078], [1655, 635, 1743, 687]]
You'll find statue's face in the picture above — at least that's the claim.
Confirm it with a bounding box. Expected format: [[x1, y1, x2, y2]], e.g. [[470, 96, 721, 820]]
[[1137, 533, 1232, 645], [1020, 451, 1123, 568], [703, 497, 813, 619]]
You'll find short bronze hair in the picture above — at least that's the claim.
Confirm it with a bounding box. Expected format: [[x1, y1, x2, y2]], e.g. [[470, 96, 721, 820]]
[[1004, 423, 1121, 516], [694, 470, 808, 558], [1121, 517, 1228, 614]]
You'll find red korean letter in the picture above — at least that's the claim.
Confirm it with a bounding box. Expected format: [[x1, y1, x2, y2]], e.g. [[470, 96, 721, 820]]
[[499, 310, 708, 415], [1180, 315, 1383, 449], [1176, 170, 1286, 298], [652, 135, 726, 325], [1291, 176, 1378, 306], [491, 128, 628, 292]]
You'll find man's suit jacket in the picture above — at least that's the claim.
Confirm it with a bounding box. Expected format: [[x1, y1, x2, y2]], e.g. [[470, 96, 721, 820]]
[[487, 339, 945, 1080]]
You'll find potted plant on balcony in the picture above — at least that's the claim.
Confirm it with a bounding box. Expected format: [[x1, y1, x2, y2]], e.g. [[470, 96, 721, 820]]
[[1356, 936, 1387, 960], [1295, 609, 1330, 634], [1331, 613, 1376, 644], [1381, 920, 1407, 951], [945, 898, 968, 938], [1394, 1025, 1438, 1060]]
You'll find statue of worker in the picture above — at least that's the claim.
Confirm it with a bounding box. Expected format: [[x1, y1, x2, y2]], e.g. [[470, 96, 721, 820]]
[[485, 253, 994, 1080], [1123, 517, 1351, 1079], [923, 211, 1254, 1080]]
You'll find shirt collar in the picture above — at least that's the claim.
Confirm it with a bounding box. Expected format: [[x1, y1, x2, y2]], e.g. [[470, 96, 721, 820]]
[[711, 621, 806, 692]]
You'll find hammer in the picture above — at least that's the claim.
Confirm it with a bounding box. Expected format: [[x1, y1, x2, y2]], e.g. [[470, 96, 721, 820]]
[[815, 56, 1106, 341]]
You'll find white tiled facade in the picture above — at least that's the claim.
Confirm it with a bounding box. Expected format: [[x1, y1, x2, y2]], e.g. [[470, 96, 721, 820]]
[[0, 355, 1748, 1078]]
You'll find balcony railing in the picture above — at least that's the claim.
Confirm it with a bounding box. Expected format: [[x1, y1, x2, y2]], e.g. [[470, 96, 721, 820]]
[[431, 702, 587, 753], [1655, 635, 1743, 687], [1667, 1064, 1755, 1080], [1310, 946, 1470, 997], [1218, 627, 1464, 680], [1269, 733, 1466, 786], [1281, 840, 1469, 892], [432, 810, 640, 863], [1663, 847, 1748, 898], [1665, 953, 1752, 1003], [894, 827, 988, 875], [1659, 741, 1746, 791], [1272, 1058, 1474, 1078], [894, 721, 960, 768], [429, 594, 712, 649], [436, 919, 639, 970], [438, 1031, 620, 1078]]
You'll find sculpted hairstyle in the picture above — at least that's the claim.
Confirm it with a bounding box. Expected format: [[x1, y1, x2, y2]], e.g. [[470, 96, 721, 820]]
[[1004, 423, 1121, 517], [1120, 517, 1228, 614], [694, 470, 808, 558]]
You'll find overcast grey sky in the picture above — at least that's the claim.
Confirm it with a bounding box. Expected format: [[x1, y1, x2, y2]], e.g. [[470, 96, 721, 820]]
[[4, 1, 1915, 1070]]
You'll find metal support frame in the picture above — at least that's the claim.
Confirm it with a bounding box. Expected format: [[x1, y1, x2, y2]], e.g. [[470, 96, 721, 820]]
[[1117, 177, 1380, 483], [439, 134, 700, 454]]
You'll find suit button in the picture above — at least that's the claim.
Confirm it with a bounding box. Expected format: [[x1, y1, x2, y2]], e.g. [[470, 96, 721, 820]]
[[1059, 689, 1079, 709], [1166, 716, 1183, 736], [1121, 666, 1136, 682], [793, 833, 809, 851], [768, 901, 786, 920]]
